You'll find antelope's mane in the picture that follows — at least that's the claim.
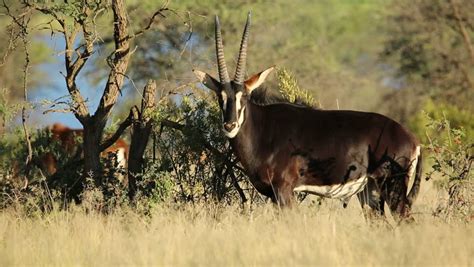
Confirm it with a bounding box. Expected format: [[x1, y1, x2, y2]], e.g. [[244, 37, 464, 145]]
[[249, 87, 317, 109]]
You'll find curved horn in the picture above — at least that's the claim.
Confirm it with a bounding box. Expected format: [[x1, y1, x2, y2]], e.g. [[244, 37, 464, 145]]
[[215, 15, 230, 83], [234, 12, 251, 84]]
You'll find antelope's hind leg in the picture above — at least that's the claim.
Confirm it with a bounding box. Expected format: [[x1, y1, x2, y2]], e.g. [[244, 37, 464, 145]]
[[357, 178, 385, 220]]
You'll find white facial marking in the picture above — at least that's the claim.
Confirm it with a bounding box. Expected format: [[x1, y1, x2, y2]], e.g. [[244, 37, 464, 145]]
[[293, 175, 368, 199], [237, 106, 245, 125], [235, 92, 242, 112], [222, 91, 245, 139], [221, 91, 228, 111], [223, 125, 239, 138]]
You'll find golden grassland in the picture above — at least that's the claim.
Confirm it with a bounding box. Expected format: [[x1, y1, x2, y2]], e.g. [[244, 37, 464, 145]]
[[0, 181, 472, 266]]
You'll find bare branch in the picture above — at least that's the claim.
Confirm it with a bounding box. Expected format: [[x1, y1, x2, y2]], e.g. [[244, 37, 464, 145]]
[[129, 7, 169, 40], [99, 109, 134, 152]]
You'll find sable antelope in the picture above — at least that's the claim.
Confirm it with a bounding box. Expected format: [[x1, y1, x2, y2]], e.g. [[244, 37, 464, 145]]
[[36, 123, 129, 179], [193, 13, 422, 219]]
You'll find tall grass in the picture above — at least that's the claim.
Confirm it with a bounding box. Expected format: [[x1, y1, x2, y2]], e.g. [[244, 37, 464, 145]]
[[0, 182, 471, 266]]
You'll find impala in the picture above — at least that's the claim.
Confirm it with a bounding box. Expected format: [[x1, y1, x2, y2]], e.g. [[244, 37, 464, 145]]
[[194, 13, 422, 219]]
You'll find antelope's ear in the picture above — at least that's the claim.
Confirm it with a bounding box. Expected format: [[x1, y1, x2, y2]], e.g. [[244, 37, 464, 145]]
[[193, 69, 221, 92], [244, 66, 275, 94]]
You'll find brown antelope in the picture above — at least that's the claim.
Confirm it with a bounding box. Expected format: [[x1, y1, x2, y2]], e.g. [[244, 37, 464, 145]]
[[37, 123, 129, 179], [193, 13, 422, 220]]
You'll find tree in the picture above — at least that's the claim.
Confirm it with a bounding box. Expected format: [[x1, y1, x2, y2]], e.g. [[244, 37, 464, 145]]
[[383, 0, 474, 110], [10, 0, 168, 190]]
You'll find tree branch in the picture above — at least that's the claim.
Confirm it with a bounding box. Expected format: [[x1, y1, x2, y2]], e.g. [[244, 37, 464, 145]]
[[128, 7, 169, 40], [27, 1, 91, 119], [95, 0, 131, 120], [99, 109, 134, 152]]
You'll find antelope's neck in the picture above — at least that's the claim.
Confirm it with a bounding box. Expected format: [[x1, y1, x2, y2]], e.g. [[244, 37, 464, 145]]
[[229, 102, 262, 174]]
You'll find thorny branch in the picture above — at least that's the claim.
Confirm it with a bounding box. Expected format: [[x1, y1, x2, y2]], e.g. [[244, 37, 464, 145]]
[[1, 0, 33, 189], [160, 118, 248, 202]]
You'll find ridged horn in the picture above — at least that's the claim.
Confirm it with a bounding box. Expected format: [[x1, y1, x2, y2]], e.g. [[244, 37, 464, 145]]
[[234, 12, 251, 84], [215, 15, 230, 83]]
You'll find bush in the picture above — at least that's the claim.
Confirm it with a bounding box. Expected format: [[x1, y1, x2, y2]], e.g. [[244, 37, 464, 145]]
[[423, 113, 473, 222], [277, 67, 317, 107], [410, 100, 474, 144], [149, 93, 254, 205]]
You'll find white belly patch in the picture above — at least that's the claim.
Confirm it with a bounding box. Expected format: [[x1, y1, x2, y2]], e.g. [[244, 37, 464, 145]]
[[293, 176, 368, 199]]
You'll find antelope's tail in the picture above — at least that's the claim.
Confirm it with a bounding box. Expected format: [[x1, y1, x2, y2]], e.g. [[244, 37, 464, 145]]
[[407, 149, 422, 206]]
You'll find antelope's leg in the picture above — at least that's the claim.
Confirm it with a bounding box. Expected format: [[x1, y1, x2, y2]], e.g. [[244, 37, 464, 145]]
[[357, 178, 385, 219], [271, 179, 295, 208]]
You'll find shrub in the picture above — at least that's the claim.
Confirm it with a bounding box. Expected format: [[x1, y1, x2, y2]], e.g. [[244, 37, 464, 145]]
[[149, 93, 254, 205], [409, 99, 474, 144], [277, 67, 317, 107], [424, 113, 473, 222]]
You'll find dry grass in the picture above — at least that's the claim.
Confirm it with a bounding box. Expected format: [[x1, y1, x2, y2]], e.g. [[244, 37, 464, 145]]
[[0, 182, 472, 266]]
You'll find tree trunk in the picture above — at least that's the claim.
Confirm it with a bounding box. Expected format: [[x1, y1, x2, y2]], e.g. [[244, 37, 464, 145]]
[[83, 120, 103, 183], [80, 0, 131, 187], [128, 80, 156, 200]]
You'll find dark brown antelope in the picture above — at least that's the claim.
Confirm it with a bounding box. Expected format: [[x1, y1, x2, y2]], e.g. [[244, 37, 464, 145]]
[[193, 13, 422, 220]]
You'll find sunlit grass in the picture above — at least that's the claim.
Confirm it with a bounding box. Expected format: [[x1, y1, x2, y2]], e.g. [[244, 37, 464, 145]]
[[0, 182, 472, 266]]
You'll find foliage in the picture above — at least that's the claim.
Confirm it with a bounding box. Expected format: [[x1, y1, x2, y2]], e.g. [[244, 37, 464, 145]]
[[118, 0, 390, 112], [383, 0, 474, 109], [409, 99, 474, 144], [277, 67, 317, 107], [0, 1, 52, 103], [148, 91, 257, 205], [0, 88, 22, 131], [0, 126, 130, 214], [136, 162, 175, 204], [423, 113, 473, 222]]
